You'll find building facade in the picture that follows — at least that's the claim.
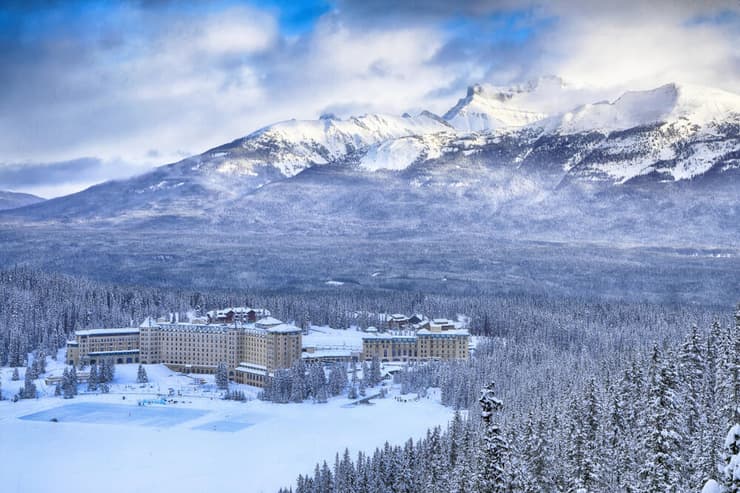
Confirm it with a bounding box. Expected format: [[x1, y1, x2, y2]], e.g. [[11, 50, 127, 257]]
[[362, 327, 470, 362], [66, 313, 302, 387]]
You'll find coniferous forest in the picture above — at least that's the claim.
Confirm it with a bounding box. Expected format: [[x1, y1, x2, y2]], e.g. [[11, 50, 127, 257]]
[[1, 267, 738, 492]]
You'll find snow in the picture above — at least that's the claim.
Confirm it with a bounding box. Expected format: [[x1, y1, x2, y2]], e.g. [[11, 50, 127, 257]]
[[0, 358, 453, 493], [267, 323, 302, 333], [74, 327, 140, 336], [443, 76, 603, 132], [539, 83, 740, 135], [243, 112, 453, 177], [701, 480, 722, 493], [303, 326, 366, 351]]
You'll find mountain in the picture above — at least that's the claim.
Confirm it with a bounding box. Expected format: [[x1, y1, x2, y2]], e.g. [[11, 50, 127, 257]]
[[539, 83, 740, 134], [442, 75, 607, 132], [0, 78, 738, 299], [2, 79, 739, 242], [0, 190, 45, 211]]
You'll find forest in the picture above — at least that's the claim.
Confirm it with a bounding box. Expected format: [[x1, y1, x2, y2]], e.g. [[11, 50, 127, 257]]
[[0, 267, 737, 492]]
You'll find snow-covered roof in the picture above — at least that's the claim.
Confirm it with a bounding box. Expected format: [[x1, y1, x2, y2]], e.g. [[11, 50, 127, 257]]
[[267, 323, 301, 334], [256, 316, 284, 327], [75, 328, 140, 336], [362, 333, 417, 341], [139, 316, 158, 328], [431, 318, 453, 325], [302, 349, 354, 359], [417, 328, 469, 336]]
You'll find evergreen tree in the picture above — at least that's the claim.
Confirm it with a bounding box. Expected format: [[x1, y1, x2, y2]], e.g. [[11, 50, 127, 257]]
[[216, 362, 229, 390], [370, 355, 382, 386], [720, 424, 740, 493], [19, 365, 37, 399], [640, 345, 683, 492], [476, 381, 508, 493], [136, 364, 148, 384], [88, 362, 99, 391], [289, 360, 307, 402]]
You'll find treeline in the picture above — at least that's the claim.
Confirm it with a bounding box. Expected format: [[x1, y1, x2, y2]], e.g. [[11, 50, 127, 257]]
[[0, 267, 723, 368], [287, 311, 740, 492]]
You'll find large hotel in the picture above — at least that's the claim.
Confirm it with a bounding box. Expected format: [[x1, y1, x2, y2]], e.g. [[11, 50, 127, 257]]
[[66, 308, 471, 387]]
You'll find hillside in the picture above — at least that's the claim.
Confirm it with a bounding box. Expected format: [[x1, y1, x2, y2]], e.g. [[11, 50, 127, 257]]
[[0, 190, 45, 211]]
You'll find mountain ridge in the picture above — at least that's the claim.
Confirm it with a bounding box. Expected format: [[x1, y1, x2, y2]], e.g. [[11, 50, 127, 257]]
[[3, 79, 739, 233]]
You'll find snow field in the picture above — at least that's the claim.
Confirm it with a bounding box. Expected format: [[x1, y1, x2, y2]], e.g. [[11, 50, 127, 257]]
[[0, 356, 454, 493]]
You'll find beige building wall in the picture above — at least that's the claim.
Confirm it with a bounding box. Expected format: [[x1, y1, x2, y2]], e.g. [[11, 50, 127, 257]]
[[268, 332, 302, 370], [67, 318, 303, 387], [67, 329, 140, 366], [362, 332, 469, 362], [156, 324, 239, 372]]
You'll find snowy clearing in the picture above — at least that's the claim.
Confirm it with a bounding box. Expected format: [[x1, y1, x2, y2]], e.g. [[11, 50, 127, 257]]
[[0, 360, 453, 493]]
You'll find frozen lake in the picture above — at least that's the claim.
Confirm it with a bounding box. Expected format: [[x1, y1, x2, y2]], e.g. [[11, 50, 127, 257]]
[[21, 402, 208, 428]]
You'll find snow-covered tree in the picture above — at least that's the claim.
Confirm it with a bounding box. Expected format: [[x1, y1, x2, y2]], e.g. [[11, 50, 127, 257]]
[[87, 362, 99, 391], [136, 364, 148, 384], [19, 365, 37, 399], [216, 362, 229, 390], [640, 345, 683, 492], [476, 381, 508, 493]]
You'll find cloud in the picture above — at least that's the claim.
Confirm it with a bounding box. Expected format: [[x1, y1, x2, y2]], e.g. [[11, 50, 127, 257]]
[[0, 0, 738, 198], [0, 157, 150, 197]]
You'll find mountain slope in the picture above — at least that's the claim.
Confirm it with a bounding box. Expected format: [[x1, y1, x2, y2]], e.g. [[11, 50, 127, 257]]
[[2, 80, 739, 235], [0, 190, 45, 211]]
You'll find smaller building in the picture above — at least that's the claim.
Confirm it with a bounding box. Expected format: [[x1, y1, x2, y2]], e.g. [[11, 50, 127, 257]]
[[361, 320, 470, 362], [206, 307, 271, 324]]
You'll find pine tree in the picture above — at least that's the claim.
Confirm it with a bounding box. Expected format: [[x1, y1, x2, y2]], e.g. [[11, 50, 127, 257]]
[[639, 345, 683, 492], [290, 360, 307, 403], [137, 364, 148, 384], [216, 362, 229, 390], [88, 362, 99, 391], [476, 381, 508, 493], [20, 365, 37, 399], [721, 424, 740, 493], [370, 356, 382, 386]]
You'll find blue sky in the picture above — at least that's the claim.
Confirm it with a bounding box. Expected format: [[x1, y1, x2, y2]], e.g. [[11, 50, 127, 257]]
[[0, 0, 738, 198]]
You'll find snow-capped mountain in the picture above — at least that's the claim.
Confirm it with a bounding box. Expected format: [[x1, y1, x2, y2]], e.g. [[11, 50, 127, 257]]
[[3, 79, 739, 230], [442, 75, 606, 132], [0, 190, 45, 211], [538, 83, 740, 135]]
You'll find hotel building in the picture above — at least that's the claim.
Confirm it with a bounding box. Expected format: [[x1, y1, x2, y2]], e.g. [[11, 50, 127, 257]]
[[361, 318, 470, 362], [66, 311, 302, 387]]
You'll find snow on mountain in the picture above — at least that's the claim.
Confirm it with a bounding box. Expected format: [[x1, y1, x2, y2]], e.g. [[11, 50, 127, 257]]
[[442, 75, 605, 132], [232, 112, 454, 178], [538, 83, 740, 135], [3, 78, 739, 224], [359, 133, 450, 172]]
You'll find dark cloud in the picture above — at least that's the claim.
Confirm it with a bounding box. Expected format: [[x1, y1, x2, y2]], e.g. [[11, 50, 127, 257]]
[[0, 158, 104, 187]]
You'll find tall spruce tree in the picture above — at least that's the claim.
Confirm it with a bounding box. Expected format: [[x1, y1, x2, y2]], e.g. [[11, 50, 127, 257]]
[[476, 381, 508, 493]]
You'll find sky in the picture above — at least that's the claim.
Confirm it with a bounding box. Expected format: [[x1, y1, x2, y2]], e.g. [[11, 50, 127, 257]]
[[0, 0, 738, 198]]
